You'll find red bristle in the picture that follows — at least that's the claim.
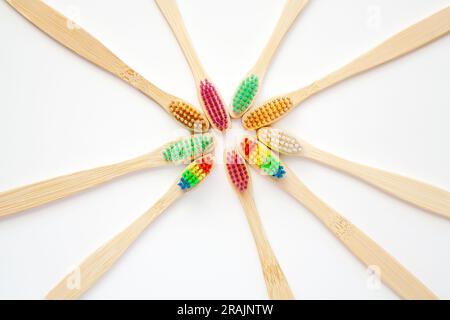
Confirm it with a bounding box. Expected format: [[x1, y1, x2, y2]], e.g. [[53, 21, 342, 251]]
[[197, 155, 213, 174], [199, 162, 212, 173], [200, 79, 228, 131], [226, 150, 249, 192], [241, 138, 256, 157]]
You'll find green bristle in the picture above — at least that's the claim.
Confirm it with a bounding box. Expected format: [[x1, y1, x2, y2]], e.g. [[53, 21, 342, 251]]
[[182, 171, 190, 180], [232, 75, 259, 114], [183, 170, 199, 187], [261, 154, 278, 174], [163, 135, 213, 162]]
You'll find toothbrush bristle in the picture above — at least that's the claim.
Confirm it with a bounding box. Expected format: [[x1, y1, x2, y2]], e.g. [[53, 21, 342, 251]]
[[232, 74, 259, 115], [178, 154, 214, 190], [169, 100, 209, 131], [225, 150, 249, 192], [162, 133, 214, 162], [200, 79, 229, 131], [257, 128, 302, 155], [242, 97, 293, 130], [240, 137, 286, 179]]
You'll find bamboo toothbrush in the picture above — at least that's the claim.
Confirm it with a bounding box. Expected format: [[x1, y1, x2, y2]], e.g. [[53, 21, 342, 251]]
[[230, 0, 308, 118], [46, 154, 214, 300], [257, 128, 450, 219], [0, 134, 214, 218], [155, 0, 231, 132], [238, 136, 437, 300], [224, 149, 294, 300], [242, 6, 450, 130], [6, 0, 209, 132]]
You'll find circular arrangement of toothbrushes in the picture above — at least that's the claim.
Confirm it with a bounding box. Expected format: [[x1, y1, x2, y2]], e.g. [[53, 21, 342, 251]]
[[1, 0, 449, 300]]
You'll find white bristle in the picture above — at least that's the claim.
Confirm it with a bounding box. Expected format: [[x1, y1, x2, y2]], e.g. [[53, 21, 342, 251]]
[[257, 128, 302, 154]]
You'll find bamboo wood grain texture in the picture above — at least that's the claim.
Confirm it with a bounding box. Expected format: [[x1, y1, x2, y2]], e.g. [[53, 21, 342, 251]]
[[243, 6, 450, 128], [0, 131, 215, 218], [257, 128, 450, 219], [0, 151, 168, 218], [6, 0, 208, 131], [46, 183, 183, 300], [155, 0, 207, 82], [224, 151, 294, 299], [237, 191, 294, 300], [252, 0, 308, 77], [299, 141, 450, 219], [230, 0, 308, 118], [290, 6, 450, 104], [279, 165, 437, 300], [238, 138, 436, 299], [155, 0, 231, 131]]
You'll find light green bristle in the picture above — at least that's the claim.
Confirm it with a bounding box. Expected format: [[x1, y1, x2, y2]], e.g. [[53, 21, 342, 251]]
[[232, 75, 259, 114], [163, 151, 170, 161], [261, 154, 281, 175], [163, 135, 213, 162]]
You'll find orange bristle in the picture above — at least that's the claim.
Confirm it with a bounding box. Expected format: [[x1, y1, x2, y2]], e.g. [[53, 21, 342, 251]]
[[169, 100, 209, 131], [242, 97, 293, 130]]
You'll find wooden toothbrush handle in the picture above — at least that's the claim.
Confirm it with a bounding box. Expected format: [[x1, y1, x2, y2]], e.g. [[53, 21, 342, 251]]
[[155, 0, 206, 81], [46, 185, 183, 300], [281, 168, 437, 299], [301, 143, 450, 219], [253, 0, 308, 76], [0, 153, 168, 218], [117, 67, 173, 107], [239, 193, 294, 300], [6, 0, 171, 107], [292, 6, 450, 101]]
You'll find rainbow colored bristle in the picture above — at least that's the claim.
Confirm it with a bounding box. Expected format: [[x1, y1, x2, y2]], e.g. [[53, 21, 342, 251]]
[[240, 137, 286, 179], [242, 96, 293, 130], [232, 74, 259, 115], [178, 154, 214, 190], [162, 133, 214, 162], [225, 150, 249, 192], [169, 100, 209, 131], [200, 79, 229, 131]]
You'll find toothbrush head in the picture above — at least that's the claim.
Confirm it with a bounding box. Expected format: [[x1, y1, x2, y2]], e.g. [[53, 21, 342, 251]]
[[224, 149, 250, 192], [242, 96, 293, 130], [169, 100, 210, 132], [257, 127, 302, 155], [231, 74, 259, 117], [177, 154, 214, 191], [200, 79, 230, 131], [239, 136, 286, 179], [162, 133, 215, 163]]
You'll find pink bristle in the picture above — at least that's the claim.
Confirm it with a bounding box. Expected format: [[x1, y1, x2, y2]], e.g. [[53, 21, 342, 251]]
[[200, 79, 228, 131], [225, 150, 249, 192]]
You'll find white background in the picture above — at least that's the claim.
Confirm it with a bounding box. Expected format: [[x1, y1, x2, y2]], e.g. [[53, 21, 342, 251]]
[[0, 0, 449, 300]]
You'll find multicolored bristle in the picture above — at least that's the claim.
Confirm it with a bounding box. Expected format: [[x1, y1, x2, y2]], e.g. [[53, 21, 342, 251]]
[[242, 97, 293, 130], [232, 74, 259, 115], [240, 137, 286, 179], [200, 79, 229, 131], [162, 133, 214, 162], [225, 150, 250, 192], [257, 128, 302, 155], [169, 100, 209, 131], [177, 154, 214, 190]]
